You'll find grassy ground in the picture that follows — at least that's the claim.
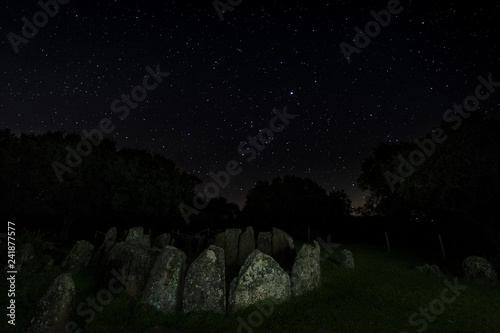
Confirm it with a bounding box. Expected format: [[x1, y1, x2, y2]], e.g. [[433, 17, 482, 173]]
[[2, 240, 500, 333]]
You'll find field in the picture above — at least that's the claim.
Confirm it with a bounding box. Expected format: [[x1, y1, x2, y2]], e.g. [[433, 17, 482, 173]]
[[2, 239, 500, 333]]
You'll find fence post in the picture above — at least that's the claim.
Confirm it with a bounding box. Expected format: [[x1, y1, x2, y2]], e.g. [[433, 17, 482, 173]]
[[385, 231, 391, 253], [438, 234, 446, 260], [93, 231, 105, 244]]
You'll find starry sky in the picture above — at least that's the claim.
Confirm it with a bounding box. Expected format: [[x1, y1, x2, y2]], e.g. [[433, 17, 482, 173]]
[[1, 0, 499, 209]]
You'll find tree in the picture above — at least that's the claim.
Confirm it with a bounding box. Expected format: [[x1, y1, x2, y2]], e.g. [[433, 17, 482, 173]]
[[357, 111, 500, 257], [0, 129, 201, 242], [188, 197, 240, 232], [240, 175, 351, 236]]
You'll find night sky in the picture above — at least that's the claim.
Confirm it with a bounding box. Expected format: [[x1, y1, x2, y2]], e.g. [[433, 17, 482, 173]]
[[1, 0, 499, 209]]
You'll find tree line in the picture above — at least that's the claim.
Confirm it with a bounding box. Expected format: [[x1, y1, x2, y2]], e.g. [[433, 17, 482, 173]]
[[0, 129, 351, 243], [1, 110, 498, 261], [357, 111, 500, 258]]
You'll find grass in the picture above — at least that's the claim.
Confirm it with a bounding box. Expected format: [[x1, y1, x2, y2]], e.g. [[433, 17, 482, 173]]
[[2, 238, 499, 333]]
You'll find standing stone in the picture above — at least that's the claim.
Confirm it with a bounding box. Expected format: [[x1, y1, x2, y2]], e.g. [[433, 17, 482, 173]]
[[101, 226, 117, 255], [26, 273, 75, 333], [9, 243, 35, 273], [214, 232, 225, 249], [153, 233, 171, 249], [272, 228, 295, 269], [107, 242, 159, 299], [415, 263, 444, 277], [144, 326, 184, 333], [62, 240, 94, 272], [340, 249, 354, 270], [141, 246, 187, 314], [257, 232, 272, 256], [142, 234, 151, 248], [126, 227, 144, 244], [225, 229, 241, 265], [291, 240, 321, 297], [237, 226, 255, 266], [463, 256, 498, 286], [42, 259, 55, 274], [228, 249, 291, 314], [195, 234, 206, 255], [183, 245, 226, 314], [91, 227, 117, 267]]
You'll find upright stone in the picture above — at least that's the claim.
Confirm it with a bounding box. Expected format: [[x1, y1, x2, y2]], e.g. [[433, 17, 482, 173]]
[[91, 227, 117, 267], [340, 249, 354, 270], [272, 228, 295, 269], [257, 232, 272, 256], [11, 243, 35, 273], [153, 233, 171, 249], [126, 227, 144, 244], [107, 242, 159, 299], [101, 226, 117, 255], [237, 226, 255, 266], [463, 256, 497, 286], [195, 234, 206, 255], [225, 229, 241, 265], [228, 249, 291, 314], [291, 240, 321, 297], [62, 240, 94, 272], [42, 259, 55, 274], [141, 246, 187, 314], [142, 234, 151, 248], [144, 326, 178, 333], [26, 273, 75, 333], [415, 263, 444, 277], [183, 245, 226, 314], [214, 232, 225, 249]]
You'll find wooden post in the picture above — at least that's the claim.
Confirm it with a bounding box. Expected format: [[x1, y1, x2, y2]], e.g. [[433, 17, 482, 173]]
[[385, 231, 391, 253], [438, 234, 446, 260]]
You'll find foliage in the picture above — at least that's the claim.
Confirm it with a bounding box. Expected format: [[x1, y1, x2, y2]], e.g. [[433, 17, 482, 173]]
[[357, 111, 500, 257], [0, 129, 201, 242], [240, 175, 352, 236], [188, 197, 240, 232]]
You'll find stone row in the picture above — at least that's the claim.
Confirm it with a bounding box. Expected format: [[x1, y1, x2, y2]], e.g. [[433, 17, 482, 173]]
[[213, 226, 296, 269], [25, 226, 321, 333]]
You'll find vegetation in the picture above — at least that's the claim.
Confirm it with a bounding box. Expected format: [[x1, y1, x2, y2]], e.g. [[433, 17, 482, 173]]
[[357, 112, 500, 260], [240, 175, 352, 236], [0, 129, 353, 243], [2, 239, 499, 333], [0, 129, 200, 243]]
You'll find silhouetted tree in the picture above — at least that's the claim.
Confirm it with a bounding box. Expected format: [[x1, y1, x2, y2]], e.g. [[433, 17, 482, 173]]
[[0, 129, 200, 242], [188, 197, 240, 232], [240, 175, 351, 236], [358, 111, 500, 257]]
